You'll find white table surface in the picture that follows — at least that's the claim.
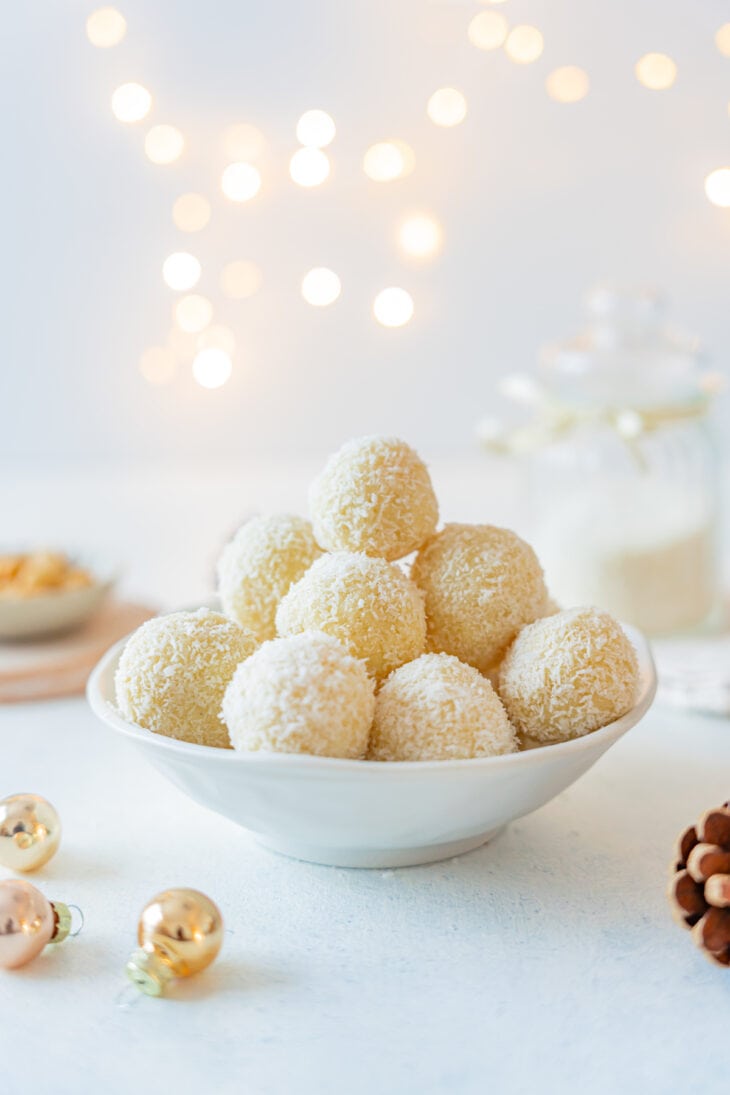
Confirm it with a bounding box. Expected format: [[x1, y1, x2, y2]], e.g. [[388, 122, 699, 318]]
[[2, 460, 729, 1095]]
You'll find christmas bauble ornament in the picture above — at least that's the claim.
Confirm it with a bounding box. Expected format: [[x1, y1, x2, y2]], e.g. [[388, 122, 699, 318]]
[[0, 793, 61, 872], [126, 888, 224, 996], [0, 879, 75, 969]]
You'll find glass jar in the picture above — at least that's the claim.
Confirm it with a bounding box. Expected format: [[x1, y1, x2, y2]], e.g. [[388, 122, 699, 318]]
[[528, 287, 721, 637]]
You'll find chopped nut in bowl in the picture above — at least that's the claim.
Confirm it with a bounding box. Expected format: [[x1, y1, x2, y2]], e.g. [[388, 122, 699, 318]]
[[0, 550, 115, 640]]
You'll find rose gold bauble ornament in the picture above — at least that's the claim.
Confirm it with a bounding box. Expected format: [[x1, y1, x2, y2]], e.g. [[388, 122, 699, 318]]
[[0, 793, 61, 871], [125, 888, 224, 996], [0, 879, 73, 969]]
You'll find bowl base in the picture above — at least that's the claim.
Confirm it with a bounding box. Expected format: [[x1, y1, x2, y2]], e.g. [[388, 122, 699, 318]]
[[254, 828, 504, 869]]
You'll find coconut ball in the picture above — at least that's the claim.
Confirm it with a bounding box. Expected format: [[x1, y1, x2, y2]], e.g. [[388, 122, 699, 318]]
[[276, 552, 426, 682], [497, 606, 640, 743], [370, 653, 517, 762], [411, 523, 547, 673], [309, 435, 439, 561], [221, 633, 374, 758], [217, 514, 322, 641], [115, 608, 257, 748]]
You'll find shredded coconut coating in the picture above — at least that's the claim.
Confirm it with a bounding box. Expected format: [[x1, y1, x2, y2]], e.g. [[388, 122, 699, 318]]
[[309, 435, 439, 561], [497, 606, 640, 743], [217, 514, 323, 641], [370, 653, 517, 762], [115, 608, 257, 748], [411, 523, 548, 673], [221, 632, 375, 758], [276, 552, 426, 682]]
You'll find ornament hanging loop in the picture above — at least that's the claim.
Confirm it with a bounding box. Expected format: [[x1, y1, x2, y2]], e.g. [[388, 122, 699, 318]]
[[67, 903, 85, 937]]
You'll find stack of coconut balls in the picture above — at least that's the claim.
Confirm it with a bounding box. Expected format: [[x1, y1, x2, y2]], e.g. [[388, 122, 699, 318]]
[[115, 436, 640, 762]]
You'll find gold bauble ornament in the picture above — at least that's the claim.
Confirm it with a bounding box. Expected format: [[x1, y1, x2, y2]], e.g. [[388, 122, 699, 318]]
[[0, 793, 61, 872], [126, 888, 224, 996], [0, 879, 74, 969]]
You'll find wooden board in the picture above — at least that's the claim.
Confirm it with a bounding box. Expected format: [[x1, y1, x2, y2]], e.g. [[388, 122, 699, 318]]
[[0, 599, 156, 703]]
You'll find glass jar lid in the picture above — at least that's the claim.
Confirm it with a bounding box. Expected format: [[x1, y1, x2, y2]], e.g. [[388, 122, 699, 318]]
[[539, 285, 703, 411]]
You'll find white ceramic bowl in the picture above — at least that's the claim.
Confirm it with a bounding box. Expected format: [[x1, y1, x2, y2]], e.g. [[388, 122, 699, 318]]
[[87, 624, 656, 869]]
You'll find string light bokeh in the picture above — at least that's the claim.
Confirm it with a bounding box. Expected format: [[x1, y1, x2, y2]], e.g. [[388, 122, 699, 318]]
[[504, 26, 544, 65], [162, 252, 201, 292], [221, 162, 261, 201], [635, 53, 677, 91], [546, 66, 590, 104], [86, 7, 126, 48], [301, 268, 342, 307], [362, 141, 415, 182], [296, 110, 336, 148], [145, 125, 184, 165], [192, 347, 233, 389], [111, 82, 151, 123], [289, 147, 330, 187], [222, 123, 266, 162], [75, 3, 730, 410], [468, 12, 508, 51], [175, 294, 213, 333], [426, 89, 468, 127], [704, 168, 730, 208], [220, 261, 262, 300], [398, 215, 443, 260], [373, 288, 414, 328], [172, 193, 211, 232]]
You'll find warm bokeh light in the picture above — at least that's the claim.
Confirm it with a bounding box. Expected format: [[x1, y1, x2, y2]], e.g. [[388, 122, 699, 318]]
[[545, 67, 590, 103], [139, 346, 176, 386], [175, 294, 213, 333], [398, 214, 443, 259], [197, 325, 236, 355], [220, 260, 262, 299], [222, 123, 266, 163], [111, 83, 151, 124], [715, 24, 730, 57], [705, 168, 730, 207], [373, 288, 414, 328], [296, 110, 336, 148], [363, 141, 414, 182], [192, 348, 232, 389], [289, 147, 330, 187], [504, 25, 544, 64], [166, 325, 197, 361], [162, 252, 201, 292], [301, 268, 341, 306], [172, 193, 211, 233], [145, 125, 184, 164], [426, 88, 467, 127], [86, 7, 126, 48], [221, 162, 262, 201], [635, 53, 677, 90], [467, 11, 508, 51]]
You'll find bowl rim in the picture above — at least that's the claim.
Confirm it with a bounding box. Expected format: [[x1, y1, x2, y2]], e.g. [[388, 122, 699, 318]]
[[86, 622, 657, 775]]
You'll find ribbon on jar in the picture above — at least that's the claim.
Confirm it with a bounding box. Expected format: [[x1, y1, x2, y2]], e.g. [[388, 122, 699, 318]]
[[477, 371, 725, 457]]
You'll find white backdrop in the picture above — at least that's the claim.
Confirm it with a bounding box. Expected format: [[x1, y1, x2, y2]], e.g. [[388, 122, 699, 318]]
[[3, 0, 729, 465]]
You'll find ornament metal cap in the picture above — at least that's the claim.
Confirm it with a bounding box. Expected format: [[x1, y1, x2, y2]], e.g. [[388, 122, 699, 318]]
[[51, 902, 73, 945], [125, 948, 175, 997]]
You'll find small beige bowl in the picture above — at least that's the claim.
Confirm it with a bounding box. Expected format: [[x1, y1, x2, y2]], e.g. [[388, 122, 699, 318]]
[[0, 557, 115, 641]]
